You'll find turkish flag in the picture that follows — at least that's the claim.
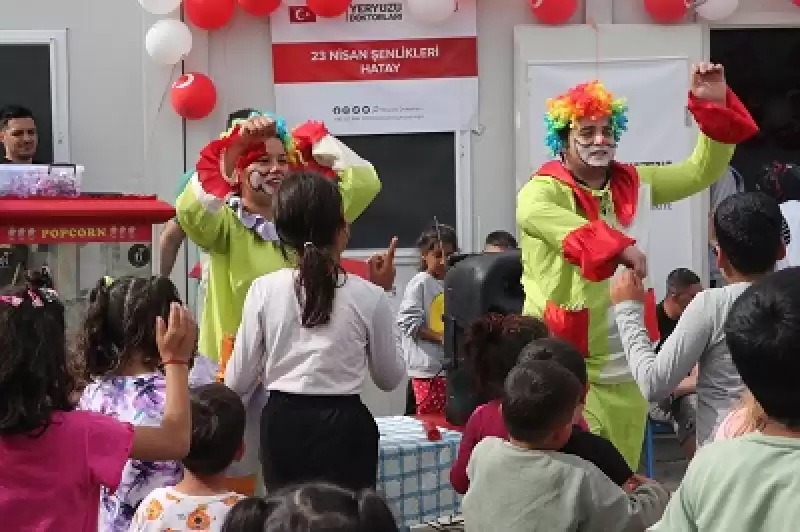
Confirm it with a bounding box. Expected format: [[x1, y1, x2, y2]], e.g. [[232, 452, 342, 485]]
[[289, 5, 317, 22]]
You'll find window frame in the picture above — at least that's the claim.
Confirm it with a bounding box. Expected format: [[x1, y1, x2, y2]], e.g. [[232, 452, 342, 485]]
[[0, 30, 70, 162], [343, 129, 474, 266]]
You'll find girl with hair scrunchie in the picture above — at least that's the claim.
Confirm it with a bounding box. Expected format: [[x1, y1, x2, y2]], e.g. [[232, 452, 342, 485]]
[[175, 111, 388, 495], [76, 275, 213, 532]]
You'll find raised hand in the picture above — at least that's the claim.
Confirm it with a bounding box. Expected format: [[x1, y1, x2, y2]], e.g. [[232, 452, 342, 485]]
[[234, 116, 277, 148], [368, 237, 399, 291], [155, 303, 197, 365], [690, 62, 726, 104]]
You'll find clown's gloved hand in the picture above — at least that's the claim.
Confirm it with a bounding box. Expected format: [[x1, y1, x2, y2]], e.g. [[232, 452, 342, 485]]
[[292, 121, 340, 173]]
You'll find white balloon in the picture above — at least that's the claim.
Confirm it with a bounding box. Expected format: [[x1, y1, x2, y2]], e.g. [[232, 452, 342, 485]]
[[695, 0, 739, 20], [145, 19, 193, 65], [138, 0, 182, 15], [407, 0, 456, 24]]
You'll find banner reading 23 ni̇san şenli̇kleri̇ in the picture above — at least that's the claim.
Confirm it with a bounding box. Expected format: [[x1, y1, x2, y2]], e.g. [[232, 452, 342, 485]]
[[270, 0, 478, 135]]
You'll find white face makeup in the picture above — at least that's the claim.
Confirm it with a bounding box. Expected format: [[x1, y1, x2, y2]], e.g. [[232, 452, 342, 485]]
[[248, 169, 283, 195], [574, 139, 616, 168], [245, 137, 290, 196], [570, 117, 617, 168]]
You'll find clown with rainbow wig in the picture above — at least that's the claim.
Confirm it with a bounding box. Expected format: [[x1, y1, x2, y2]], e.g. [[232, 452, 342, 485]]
[[175, 112, 381, 494], [516, 63, 758, 469]]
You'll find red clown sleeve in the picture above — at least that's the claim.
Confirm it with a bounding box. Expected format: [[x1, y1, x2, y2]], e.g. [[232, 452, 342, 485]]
[[562, 220, 635, 281], [687, 87, 758, 144]]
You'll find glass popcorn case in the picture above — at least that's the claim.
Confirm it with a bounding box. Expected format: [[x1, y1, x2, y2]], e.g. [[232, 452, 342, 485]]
[[0, 194, 175, 332]]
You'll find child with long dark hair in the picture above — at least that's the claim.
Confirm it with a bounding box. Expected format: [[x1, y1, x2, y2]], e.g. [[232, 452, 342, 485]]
[[225, 171, 406, 492], [397, 223, 458, 414], [450, 315, 636, 495], [221, 483, 398, 532], [0, 274, 196, 532], [77, 276, 209, 532]]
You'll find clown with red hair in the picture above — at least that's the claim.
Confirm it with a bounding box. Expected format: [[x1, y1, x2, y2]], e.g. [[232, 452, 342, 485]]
[[516, 63, 758, 468], [175, 112, 383, 494]]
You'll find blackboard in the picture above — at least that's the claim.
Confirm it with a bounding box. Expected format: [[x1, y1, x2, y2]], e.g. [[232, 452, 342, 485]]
[[340, 132, 457, 249], [0, 43, 54, 163]]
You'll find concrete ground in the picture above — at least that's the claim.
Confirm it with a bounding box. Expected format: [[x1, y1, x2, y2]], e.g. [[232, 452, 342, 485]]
[[643, 432, 689, 491]]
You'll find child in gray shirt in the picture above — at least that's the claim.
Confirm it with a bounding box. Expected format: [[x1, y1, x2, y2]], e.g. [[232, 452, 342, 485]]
[[611, 192, 784, 448]]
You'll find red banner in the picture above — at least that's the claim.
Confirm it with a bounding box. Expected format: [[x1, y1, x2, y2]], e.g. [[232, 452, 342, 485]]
[[0, 224, 153, 244], [272, 37, 478, 84]]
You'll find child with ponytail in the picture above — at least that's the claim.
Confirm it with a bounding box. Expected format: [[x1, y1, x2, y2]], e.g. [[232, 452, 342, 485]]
[[0, 274, 196, 532], [77, 276, 209, 532], [225, 171, 406, 492], [221, 483, 399, 532]]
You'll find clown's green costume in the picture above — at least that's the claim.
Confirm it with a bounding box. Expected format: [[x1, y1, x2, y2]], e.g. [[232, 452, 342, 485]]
[[176, 115, 380, 494], [177, 117, 379, 366], [516, 82, 757, 468]]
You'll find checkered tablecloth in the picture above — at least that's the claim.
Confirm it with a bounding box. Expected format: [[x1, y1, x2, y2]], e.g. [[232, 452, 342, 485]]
[[377, 416, 462, 530]]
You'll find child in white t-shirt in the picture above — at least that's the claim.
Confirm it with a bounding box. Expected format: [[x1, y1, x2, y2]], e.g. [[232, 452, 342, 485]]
[[130, 383, 246, 531]]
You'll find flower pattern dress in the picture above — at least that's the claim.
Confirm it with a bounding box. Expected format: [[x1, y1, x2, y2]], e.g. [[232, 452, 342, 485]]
[[130, 488, 244, 531], [78, 373, 183, 532]]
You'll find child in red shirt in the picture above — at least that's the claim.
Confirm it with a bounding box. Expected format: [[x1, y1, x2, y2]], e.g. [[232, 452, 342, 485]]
[[450, 314, 636, 494]]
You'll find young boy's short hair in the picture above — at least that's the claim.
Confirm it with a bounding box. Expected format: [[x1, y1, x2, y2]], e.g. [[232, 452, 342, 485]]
[[725, 267, 800, 429], [183, 383, 246, 476], [518, 338, 587, 387], [502, 360, 582, 444], [484, 230, 518, 250], [714, 192, 783, 275]]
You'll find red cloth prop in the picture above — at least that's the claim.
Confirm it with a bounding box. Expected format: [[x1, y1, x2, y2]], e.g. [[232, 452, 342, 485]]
[[544, 302, 590, 357], [292, 121, 337, 179], [687, 87, 759, 144]]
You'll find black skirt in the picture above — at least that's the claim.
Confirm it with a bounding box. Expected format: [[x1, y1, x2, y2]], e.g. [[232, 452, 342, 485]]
[[260, 391, 379, 492]]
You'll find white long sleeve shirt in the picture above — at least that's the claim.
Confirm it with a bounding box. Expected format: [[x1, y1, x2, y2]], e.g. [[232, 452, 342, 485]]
[[225, 268, 406, 398]]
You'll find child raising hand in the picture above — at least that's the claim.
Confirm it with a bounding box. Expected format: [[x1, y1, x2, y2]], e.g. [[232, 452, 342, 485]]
[[0, 274, 195, 532]]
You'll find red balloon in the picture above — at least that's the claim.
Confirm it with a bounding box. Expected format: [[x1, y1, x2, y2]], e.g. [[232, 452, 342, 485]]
[[238, 0, 281, 17], [643, 0, 688, 23], [306, 0, 350, 18], [794, 0, 800, 6], [185, 0, 235, 30], [171, 72, 217, 120], [528, 0, 578, 25]]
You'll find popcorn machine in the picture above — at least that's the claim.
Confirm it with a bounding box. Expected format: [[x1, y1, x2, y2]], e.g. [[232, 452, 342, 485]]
[[0, 194, 175, 331]]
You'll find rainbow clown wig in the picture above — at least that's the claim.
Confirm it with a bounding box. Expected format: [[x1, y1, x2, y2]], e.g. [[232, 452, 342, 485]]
[[544, 80, 629, 157]]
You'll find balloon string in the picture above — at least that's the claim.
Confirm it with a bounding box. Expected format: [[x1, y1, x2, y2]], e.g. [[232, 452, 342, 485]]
[[586, 15, 599, 79], [145, 62, 180, 168]]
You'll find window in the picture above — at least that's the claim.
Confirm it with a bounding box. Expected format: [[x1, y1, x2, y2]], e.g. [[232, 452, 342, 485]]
[[711, 29, 800, 190], [340, 132, 459, 250], [0, 30, 70, 162]]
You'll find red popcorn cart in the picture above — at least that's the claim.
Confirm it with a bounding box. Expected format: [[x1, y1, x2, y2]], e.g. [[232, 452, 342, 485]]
[[0, 194, 175, 331]]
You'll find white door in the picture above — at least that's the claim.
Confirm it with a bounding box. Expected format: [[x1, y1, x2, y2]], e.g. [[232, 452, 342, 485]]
[[513, 24, 710, 298]]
